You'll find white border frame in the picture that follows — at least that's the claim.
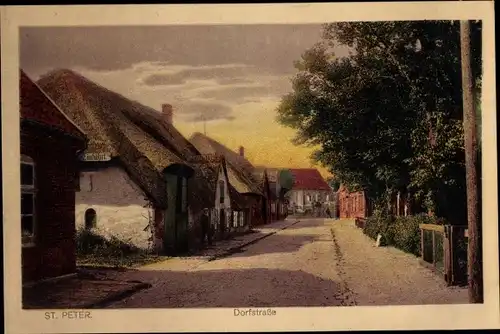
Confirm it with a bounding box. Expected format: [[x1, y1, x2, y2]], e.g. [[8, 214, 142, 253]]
[[2, 2, 498, 333]]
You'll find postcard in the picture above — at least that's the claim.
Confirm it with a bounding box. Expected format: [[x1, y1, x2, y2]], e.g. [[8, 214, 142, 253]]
[[1, 2, 498, 333]]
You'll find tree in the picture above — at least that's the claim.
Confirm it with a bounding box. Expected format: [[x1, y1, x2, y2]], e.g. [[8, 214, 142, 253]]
[[326, 176, 340, 192], [277, 21, 482, 223]]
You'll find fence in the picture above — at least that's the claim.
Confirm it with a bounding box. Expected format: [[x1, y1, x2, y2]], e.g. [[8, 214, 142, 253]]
[[419, 224, 468, 286]]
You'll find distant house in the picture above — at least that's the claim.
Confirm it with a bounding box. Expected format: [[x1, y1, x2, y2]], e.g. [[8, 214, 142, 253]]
[[189, 134, 267, 226], [20, 70, 87, 283], [37, 69, 228, 255], [337, 185, 369, 219], [286, 168, 333, 213], [254, 167, 290, 222], [187, 153, 250, 242]]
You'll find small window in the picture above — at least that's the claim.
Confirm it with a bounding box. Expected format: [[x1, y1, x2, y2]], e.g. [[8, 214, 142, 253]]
[[21, 155, 36, 245], [85, 208, 97, 229], [233, 211, 238, 228], [239, 212, 245, 227]]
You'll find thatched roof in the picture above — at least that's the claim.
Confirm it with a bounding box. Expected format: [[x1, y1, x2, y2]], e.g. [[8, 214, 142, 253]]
[[188, 154, 249, 210], [36, 69, 214, 209], [189, 133, 263, 196]]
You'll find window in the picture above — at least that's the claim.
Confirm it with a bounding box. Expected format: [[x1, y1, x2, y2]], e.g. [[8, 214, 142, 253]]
[[219, 180, 225, 204], [21, 155, 36, 245], [239, 211, 245, 227], [233, 211, 238, 228], [85, 208, 97, 229]]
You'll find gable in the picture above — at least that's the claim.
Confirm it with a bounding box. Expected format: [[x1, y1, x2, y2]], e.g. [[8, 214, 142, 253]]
[[20, 70, 85, 140], [189, 133, 263, 195]]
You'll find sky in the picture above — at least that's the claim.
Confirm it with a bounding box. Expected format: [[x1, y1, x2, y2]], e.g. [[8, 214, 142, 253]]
[[20, 25, 350, 177]]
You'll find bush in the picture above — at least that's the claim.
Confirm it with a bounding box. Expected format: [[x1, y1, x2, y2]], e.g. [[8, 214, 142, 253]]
[[363, 212, 444, 257], [363, 210, 393, 241], [76, 228, 141, 258], [390, 214, 430, 257]]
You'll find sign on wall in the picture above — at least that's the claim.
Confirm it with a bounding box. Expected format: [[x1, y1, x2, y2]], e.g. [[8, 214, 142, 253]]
[[79, 152, 112, 161]]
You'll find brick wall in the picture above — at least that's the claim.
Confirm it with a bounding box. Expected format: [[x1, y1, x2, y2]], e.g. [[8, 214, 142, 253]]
[[21, 124, 83, 283], [338, 189, 367, 219]]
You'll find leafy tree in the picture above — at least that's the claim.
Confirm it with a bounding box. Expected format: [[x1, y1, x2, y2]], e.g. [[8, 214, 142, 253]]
[[277, 21, 482, 224], [326, 176, 340, 192]]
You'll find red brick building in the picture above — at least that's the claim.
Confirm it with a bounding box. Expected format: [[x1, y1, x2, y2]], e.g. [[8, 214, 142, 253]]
[[337, 185, 369, 219], [20, 70, 87, 283]]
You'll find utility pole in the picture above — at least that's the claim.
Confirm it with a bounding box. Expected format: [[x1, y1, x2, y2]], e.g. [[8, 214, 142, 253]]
[[460, 19, 482, 303], [203, 115, 207, 135]]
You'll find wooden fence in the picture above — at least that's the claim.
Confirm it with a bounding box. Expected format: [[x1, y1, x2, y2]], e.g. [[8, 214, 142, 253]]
[[419, 224, 468, 286]]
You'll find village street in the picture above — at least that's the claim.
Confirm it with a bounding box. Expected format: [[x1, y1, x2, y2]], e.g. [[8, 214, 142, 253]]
[[101, 218, 467, 308]]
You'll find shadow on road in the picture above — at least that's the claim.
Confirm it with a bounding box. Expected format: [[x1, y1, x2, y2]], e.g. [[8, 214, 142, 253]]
[[226, 233, 320, 259], [100, 267, 345, 308], [279, 218, 332, 230]]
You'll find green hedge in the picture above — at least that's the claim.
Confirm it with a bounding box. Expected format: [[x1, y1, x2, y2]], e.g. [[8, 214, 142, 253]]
[[362, 213, 444, 257]]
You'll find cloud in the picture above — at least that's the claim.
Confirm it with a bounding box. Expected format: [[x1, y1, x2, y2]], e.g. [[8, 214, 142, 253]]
[[216, 77, 253, 85], [176, 101, 235, 122], [20, 25, 329, 76], [142, 73, 186, 86], [131, 61, 293, 105], [194, 76, 293, 104], [197, 86, 270, 103], [140, 64, 257, 87]]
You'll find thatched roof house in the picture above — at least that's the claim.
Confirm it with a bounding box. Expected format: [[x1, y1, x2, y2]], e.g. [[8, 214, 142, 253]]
[[189, 133, 263, 196], [36, 69, 217, 211]]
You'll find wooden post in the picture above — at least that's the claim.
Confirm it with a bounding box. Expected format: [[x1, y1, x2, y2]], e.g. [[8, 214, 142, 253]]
[[444, 225, 452, 285], [460, 19, 483, 303], [396, 191, 400, 216], [432, 230, 436, 268], [420, 227, 424, 260]]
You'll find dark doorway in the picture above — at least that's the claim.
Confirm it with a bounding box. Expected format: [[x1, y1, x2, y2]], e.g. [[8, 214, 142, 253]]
[[219, 209, 226, 238]]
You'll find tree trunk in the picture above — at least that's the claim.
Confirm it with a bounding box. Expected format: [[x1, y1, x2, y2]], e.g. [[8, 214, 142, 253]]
[[460, 19, 483, 303]]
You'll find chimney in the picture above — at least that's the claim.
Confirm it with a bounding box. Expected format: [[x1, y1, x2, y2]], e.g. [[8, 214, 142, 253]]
[[239, 146, 245, 157], [162, 104, 173, 125]]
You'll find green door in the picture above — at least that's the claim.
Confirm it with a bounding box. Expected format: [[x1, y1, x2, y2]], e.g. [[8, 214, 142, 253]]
[[175, 176, 189, 253], [163, 174, 177, 254], [163, 174, 189, 254]]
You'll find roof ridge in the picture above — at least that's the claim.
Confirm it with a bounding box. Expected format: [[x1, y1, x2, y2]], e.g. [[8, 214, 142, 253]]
[[38, 69, 122, 156]]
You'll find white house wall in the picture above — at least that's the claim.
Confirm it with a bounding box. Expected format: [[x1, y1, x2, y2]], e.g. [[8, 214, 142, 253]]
[[289, 189, 333, 210], [215, 167, 232, 228], [76, 166, 154, 250]]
